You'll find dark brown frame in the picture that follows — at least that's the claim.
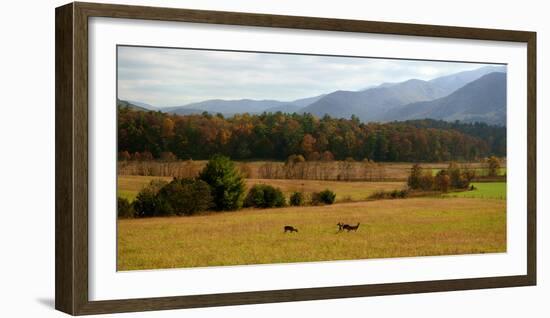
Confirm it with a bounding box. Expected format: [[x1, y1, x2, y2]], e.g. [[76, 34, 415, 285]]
[[55, 2, 537, 315]]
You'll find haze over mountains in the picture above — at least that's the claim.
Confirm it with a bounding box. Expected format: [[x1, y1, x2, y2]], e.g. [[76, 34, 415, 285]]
[[119, 65, 506, 126]]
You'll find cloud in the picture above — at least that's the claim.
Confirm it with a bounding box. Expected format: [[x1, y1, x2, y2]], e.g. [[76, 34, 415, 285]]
[[117, 46, 498, 107]]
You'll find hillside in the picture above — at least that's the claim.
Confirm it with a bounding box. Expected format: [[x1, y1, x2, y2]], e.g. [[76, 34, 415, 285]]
[[383, 72, 506, 125]]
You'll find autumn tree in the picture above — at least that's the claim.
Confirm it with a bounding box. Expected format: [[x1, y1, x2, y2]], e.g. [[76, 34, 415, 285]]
[[486, 156, 501, 177], [301, 133, 316, 156], [161, 117, 175, 138]]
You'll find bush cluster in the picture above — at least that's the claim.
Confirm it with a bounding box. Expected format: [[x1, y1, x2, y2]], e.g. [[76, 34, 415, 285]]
[[157, 178, 213, 215], [244, 184, 286, 208], [289, 192, 305, 206], [119, 156, 342, 218], [125, 155, 247, 218], [132, 179, 169, 217], [311, 189, 336, 205], [369, 189, 409, 200], [408, 163, 474, 192], [132, 178, 212, 217]]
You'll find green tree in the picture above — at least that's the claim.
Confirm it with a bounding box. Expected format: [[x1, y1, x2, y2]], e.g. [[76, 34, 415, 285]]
[[199, 155, 246, 211]]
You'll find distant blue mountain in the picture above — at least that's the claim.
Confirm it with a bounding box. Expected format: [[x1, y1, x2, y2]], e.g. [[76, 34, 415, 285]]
[[384, 72, 506, 125], [125, 100, 158, 111], [301, 65, 506, 122], [123, 65, 506, 125]]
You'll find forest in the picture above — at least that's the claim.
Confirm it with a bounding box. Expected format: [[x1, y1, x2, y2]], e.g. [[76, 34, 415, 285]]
[[117, 106, 506, 162]]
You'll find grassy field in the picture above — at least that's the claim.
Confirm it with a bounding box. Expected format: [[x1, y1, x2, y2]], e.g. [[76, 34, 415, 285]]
[[444, 182, 506, 200], [118, 197, 506, 270], [118, 175, 406, 202]]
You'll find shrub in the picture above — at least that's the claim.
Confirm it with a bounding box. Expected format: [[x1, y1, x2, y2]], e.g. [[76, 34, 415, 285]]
[[157, 178, 213, 216], [289, 192, 305, 206], [199, 155, 246, 211], [117, 197, 135, 218], [133, 179, 169, 217], [448, 162, 473, 189], [312, 189, 336, 205], [369, 189, 409, 200], [393, 189, 409, 198], [244, 184, 286, 208]]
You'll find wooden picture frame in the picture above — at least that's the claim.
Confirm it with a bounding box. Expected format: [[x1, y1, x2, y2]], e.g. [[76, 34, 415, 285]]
[[55, 2, 536, 315]]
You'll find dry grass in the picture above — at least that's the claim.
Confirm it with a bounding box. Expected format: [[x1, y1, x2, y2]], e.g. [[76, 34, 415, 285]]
[[246, 179, 405, 202], [117, 175, 172, 201], [118, 197, 506, 270]]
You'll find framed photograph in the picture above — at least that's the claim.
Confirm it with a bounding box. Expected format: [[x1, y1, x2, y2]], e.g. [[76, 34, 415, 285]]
[[55, 2, 536, 315]]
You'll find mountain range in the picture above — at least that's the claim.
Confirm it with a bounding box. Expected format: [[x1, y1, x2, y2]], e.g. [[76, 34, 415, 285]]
[[383, 72, 506, 125], [118, 65, 506, 125]]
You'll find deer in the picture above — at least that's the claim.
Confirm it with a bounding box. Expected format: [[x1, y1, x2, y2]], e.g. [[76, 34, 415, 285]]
[[342, 223, 360, 232], [284, 225, 299, 233]]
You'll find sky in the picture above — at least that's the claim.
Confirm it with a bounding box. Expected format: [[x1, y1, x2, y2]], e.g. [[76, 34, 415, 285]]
[[117, 45, 498, 108]]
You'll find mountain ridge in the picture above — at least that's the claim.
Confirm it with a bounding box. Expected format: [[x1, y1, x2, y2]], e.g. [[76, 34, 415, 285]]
[[383, 72, 506, 125], [119, 65, 506, 125]]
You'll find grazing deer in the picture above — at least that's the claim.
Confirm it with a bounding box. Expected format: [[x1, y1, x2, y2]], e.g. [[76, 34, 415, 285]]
[[284, 225, 298, 233], [343, 223, 360, 232]]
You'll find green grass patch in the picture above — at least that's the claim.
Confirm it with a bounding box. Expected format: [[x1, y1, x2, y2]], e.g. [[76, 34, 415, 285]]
[[445, 182, 506, 200], [431, 167, 506, 177]]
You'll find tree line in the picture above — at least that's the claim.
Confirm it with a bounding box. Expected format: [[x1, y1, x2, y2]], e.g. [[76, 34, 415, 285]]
[[118, 106, 506, 162]]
